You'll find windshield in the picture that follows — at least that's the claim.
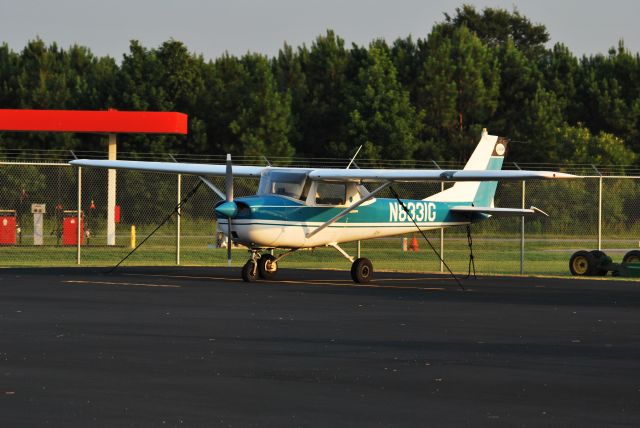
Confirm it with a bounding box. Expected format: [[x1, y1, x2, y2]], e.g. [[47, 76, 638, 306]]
[[258, 170, 309, 200]]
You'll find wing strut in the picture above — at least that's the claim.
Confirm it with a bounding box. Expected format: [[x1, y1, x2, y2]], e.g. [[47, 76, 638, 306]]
[[305, 181, 392, 239], [169, 154, 226, 200], [198, 176, 225, 200]]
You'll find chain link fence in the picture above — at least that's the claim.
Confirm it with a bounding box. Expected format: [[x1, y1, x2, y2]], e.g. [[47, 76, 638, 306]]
[[1, 158, 639, 276]]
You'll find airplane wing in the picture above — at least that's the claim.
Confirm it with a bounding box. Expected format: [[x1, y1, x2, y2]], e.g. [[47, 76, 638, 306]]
[[69, 159, 265, 177], [450, 206, 549, 217], [307, 169, 576, 182], [69, 160, 576, 182]]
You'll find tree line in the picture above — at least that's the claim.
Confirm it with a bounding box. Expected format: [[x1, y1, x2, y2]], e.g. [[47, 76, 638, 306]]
[[0, 5, 638, 166]]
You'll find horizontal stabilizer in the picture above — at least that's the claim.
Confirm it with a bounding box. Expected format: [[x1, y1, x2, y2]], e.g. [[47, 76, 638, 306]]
[[450, 206, 549, 217]]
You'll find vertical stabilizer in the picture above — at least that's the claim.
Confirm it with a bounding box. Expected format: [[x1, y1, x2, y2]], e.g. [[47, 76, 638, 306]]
[[425, 130, 508, 206]]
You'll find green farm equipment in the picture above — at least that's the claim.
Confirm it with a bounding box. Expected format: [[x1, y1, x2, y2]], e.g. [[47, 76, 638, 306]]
[[570, 250, 640, 277]]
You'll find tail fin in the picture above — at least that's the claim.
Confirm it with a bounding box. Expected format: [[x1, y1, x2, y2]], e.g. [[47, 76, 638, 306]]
[[425, 130, 508, 206]]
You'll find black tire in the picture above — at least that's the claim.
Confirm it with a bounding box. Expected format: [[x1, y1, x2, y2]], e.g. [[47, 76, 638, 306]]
[[622, 250, 640, 264], [569, 250, 596, 276], [589, 250, 609, 276], [258, 254, 278, 280], [242, 260, 259, 282], [350, 258, 373, 284]]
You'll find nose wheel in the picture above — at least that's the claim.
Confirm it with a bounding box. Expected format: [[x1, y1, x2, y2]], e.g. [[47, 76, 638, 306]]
[[241, 259, 259, 282], [241, 251, 281, 282], [241, 250, 261, 282]]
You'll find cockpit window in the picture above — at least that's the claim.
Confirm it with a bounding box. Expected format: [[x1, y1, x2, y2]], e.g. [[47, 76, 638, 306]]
[[258, 170, 309, 200], [315, 182, 346, 205]]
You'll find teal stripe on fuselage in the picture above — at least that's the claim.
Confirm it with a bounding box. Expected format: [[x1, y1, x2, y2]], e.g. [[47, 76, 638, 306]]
[[232, 195, 487, 225]]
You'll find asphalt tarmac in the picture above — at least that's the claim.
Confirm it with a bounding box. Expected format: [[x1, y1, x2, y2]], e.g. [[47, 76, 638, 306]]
[[0, 266, 639, 427]]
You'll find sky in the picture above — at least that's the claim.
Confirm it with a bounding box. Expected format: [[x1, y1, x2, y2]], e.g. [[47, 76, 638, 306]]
[[1, 0, 639, 61]]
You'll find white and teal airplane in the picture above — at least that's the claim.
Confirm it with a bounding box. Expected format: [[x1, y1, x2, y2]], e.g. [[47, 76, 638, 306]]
[[71, 130, 575, 283]]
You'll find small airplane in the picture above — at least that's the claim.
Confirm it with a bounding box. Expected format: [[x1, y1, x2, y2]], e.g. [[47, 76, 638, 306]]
[[71, 130, 576, 283]]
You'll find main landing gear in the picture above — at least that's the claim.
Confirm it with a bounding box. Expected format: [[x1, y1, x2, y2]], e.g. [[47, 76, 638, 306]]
[[240, 244, 374, 284], [350, 258, 373, 283], [330, 243, 374, 284]]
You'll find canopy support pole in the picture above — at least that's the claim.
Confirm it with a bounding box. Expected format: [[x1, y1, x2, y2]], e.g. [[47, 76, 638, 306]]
[[107, 133, 117, 246]]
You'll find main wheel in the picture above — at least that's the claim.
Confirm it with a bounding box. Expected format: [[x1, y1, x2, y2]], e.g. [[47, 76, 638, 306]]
[[242, 260, 259, 282], [589, 250, 609, 276], [258, 254, 278, 280], [569, 250, 596, 276], [351, 258, 373, 284], [622, 250, 640, 264]]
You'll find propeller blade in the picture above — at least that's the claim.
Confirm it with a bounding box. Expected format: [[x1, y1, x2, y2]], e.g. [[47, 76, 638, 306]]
[[227, 219, 232, 266], [225, 153, 233, 202]]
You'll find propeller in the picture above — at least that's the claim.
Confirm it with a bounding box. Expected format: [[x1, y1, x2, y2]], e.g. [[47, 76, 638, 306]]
[[214, 154, 237, 266]]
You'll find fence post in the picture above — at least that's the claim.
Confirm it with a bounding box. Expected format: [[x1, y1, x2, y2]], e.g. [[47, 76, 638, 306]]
[[592, 165, 602, 251], [433, 160, 444, 273], [521, 180, 525, 274], [440, 181, 445, 273], [77, 166, 82, 265], [514, 162, 525, 274], [176, 173, 181, 265], [598, 176, 603, 251]]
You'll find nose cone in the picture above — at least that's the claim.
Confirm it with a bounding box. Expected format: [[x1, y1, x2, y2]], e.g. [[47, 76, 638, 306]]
[[215, 201, 238, 218]]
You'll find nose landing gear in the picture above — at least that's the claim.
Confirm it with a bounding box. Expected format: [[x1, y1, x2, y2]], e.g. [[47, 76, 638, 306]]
[[241, 249, 292, 282], [241, 251, 260, 282]]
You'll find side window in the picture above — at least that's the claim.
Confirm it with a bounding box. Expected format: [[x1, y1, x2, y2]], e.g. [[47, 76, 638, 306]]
[[272, 182, 300, 198], [315, 182, 346, 205]]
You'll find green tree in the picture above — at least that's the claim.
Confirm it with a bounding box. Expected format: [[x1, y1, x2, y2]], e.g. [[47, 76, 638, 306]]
[[501, 86, 565, 163], [345, 46, 422, 161], [489, 39, 542, 140], [575, 42, 640, 152], [294, 30, 350, 158], [116, 40, 170, 111], [539, 43, 579, 122], [0, 43, 20, 108], [115, 40, 207, 153], [272, 43, 308, 152], [389, 36, 423, 100], [416, 25, 500, 160], [552, 124, 636, 165], [443, 4, 550, 60], [156, 39, 205, 113], [205, 53, 293, 159]]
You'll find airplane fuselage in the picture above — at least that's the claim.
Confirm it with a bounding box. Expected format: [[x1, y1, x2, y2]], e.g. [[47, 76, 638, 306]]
[[218, 195, 486, 249]]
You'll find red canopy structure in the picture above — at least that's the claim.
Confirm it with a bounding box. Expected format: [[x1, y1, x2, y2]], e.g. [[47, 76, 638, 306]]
[[0, 109, 188, 247], [0, 109, 187, 134]]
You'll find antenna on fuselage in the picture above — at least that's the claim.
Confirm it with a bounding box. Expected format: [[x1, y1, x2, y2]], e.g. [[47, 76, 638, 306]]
[[346, 145, 363, 169]]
